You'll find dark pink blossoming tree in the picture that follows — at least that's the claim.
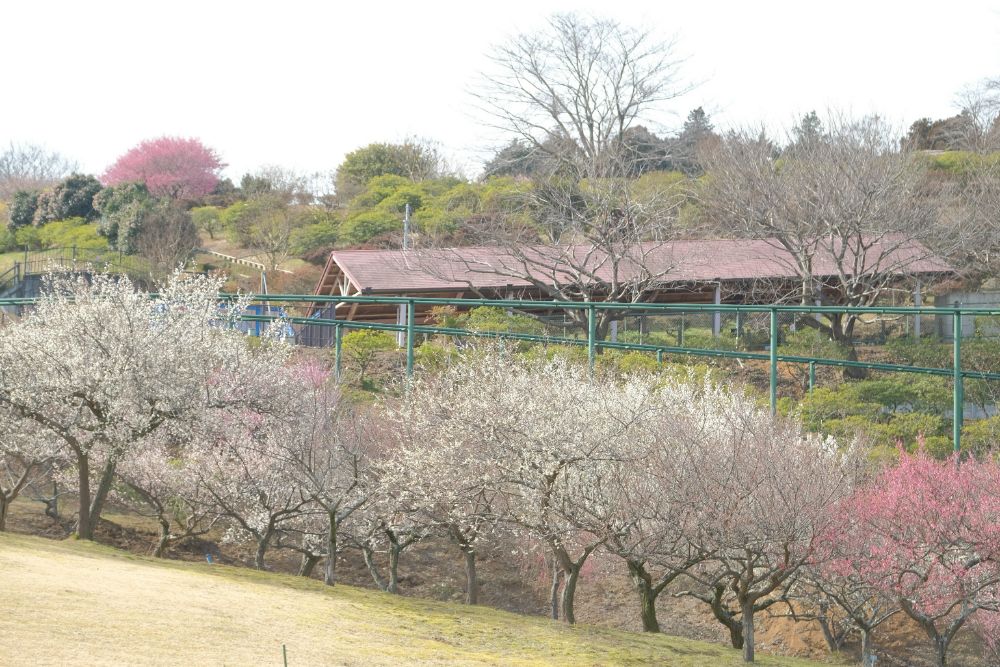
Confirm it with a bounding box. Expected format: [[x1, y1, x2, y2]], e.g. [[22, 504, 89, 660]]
[[103, 136, 225, 200], [835, 451, 1000, 667]]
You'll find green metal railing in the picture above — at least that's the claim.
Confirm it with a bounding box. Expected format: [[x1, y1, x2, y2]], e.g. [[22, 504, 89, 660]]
[[3, 293, 1000, 453]]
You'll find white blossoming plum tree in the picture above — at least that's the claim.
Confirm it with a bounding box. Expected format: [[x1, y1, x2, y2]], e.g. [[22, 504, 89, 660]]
[[0, 271, 291, 540]]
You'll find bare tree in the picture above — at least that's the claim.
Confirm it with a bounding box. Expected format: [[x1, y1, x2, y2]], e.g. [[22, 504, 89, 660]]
[[475, 13, 687, 177], [950, 79, 1000, 153], [244, 165, 332, 206], [445, 13, 691, 339], [699, 114, 949, 366], [133, 205, 199, 274], [0, 142, 77, 200], [936, 80, 1000, 287], [231, 193, 310, 270], [797, 564, 900, 664]]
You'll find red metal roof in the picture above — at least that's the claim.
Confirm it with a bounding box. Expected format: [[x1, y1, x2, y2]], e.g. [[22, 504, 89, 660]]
[[322, 238, 953, 294]]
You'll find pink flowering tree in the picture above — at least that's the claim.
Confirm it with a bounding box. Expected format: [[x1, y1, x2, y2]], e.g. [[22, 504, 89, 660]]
[[836, 451, 1000, 667], [102, 136, 224, 200]]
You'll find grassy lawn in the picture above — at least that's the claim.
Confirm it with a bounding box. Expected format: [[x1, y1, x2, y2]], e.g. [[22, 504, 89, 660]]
[[0, 532, 829, 666]]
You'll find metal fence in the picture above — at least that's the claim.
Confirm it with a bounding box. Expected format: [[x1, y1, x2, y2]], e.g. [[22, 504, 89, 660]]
[[3, 292, 1000, 453]]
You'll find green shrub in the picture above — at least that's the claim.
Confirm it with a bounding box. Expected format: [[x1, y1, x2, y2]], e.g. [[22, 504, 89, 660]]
[[465, 306, 544, 336], [413, 341, 458, 372], [14, 225, 42, 250], [36, 218, 108, 250], [612, 351, 660, 375], [962, 415, 1000, 458], [290, 221, 339, 256], [679, 327, 738, 351], [340, 329, 397, 386]]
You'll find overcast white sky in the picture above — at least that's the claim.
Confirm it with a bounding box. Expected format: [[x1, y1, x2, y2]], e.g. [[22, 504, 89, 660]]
[[1, 0, 998, 182]]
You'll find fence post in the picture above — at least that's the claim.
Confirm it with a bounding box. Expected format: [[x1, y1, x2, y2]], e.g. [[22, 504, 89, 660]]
[[953, 308, 963, 454], [587, 305, 596, 372], [656, 349, 663, 365], [406, 299, 415, 377], [334, 323, 343, 381], [769, 308, 778, 415], [808, 361, 816, 393]]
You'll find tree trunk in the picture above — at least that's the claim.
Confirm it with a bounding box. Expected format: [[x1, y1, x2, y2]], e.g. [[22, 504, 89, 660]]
[[254, 532, 271, 570], [741, 599, 756, 662], [707, 585, 743, 649], [860, 628, 874, 666], [76, 454, 93, 540], [816, 603, 836, 652], [933, 637, 948, 667], [842, 342, 867, 380], [153, 516, 170, 557], [0, 493, 8, 531], [550, 563, 563, 620], [361, 545, 388, 592], [561, 564, 581, 625], [627, 560, 660, 632], [88, 457, 118, 530], [463, 548, 478, 605], [44, 481, 59, 520], [902, 599, 954, 667], [830, 314, 866, 379], [298, 554, 320, 577], [387, 543, 401, 594], [324, 511, 338, 586]]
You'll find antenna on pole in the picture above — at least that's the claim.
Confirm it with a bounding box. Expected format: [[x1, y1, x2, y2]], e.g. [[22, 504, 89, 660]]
[[403, 202, 411, 251]]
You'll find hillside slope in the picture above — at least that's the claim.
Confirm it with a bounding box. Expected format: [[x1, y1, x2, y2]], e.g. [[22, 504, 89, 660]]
[[0, 533, 827, 666]]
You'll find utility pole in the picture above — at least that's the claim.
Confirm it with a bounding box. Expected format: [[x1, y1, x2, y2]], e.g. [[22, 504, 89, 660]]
[[403, 202, 411, 251], [397, 202, 412, 346]]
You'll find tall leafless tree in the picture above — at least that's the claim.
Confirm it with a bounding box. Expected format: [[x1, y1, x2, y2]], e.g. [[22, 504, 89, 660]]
[[698, 114, 950, 368], [0, 142, 77, 200], [935, 78, 1000, 287], [436, 13, 693, 339], [950, 79, 1000, 153]]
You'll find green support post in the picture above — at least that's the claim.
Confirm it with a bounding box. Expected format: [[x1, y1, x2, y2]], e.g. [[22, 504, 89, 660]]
[[808, 361, 816, 393], [953, 308, 963, 454], [656, 349, 663, 365], [769, 308, 778, 415], [406, 299, 415, 377], [587, 305, 597, 372], [334, 323, 343, 381]]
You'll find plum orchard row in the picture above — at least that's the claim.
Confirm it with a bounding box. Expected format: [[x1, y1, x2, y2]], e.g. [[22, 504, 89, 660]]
[[241, 292, 1000, 454], [0, 274, 998, 666]]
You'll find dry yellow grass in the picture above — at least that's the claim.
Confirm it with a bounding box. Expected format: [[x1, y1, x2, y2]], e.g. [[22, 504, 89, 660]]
[[0, 532, 830, 666]]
